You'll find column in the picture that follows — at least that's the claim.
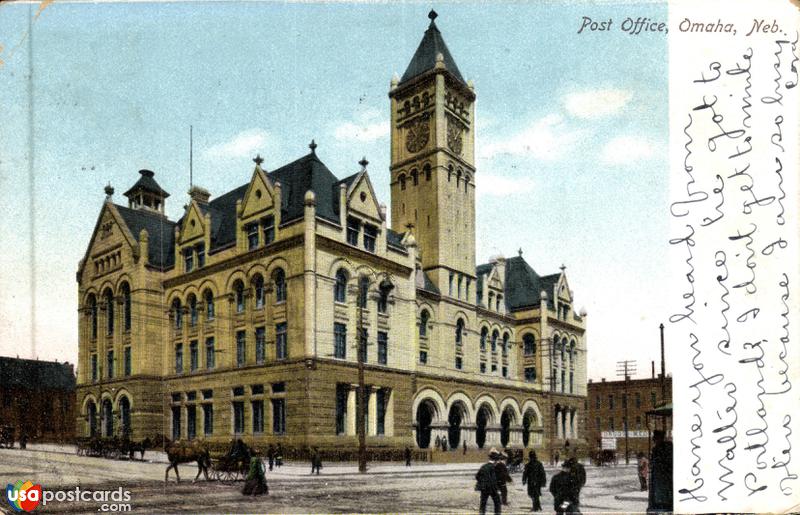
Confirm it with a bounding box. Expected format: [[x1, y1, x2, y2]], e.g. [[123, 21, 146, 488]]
[[573, 410, 579, 439], [462, 425, 477, 447], [486, 424, 502, 446], [556, 409, 563, 440], [346, 386, 356, 436], [303, 190, 316, 357], [367, 387, 377, 436]]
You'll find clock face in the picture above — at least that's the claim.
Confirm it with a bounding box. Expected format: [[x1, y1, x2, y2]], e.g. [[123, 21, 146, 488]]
[[447, 118, 464, 156], [405, 116, 430, 154]]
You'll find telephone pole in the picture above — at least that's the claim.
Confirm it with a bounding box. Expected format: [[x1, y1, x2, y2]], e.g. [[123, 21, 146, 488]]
[[616, 360, 636, 465]]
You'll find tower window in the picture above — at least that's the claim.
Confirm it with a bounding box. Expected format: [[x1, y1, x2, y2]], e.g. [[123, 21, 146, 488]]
[[424, 164, 431, 181], [273, 269, 286, 303], [399, 174, 407, 191], [411, 169, 419, 186]]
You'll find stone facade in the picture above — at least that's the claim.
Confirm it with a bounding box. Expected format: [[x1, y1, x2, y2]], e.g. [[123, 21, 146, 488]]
[[75, 13, 589, 458]]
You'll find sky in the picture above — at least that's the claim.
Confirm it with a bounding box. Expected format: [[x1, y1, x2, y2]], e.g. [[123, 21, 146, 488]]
[[0, 0, 669, 381]]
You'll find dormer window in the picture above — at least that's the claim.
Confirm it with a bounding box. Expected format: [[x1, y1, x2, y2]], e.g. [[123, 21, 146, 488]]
[[347, 217, 360, 246], [363, 224, 377, 253], [184, 248, 194, 273], [246, 223, 259, 250], [262, 215, 275, 245], [196, 244, 205, 268]]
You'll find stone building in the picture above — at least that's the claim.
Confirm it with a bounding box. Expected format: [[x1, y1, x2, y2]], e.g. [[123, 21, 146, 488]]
[[586, 373, 672, 459], [75, 11, 588, 456], [0, 356, 76, 443]]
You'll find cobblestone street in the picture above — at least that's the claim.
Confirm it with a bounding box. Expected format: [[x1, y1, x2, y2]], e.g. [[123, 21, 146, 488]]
[[0, 445, 648, 514]]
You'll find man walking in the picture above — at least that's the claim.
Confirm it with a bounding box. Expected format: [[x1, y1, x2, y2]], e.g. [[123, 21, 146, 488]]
[[637, 452, 649, 491], [266, 444, 275, 471], [495, 451, 513, 506], [476, 448, 502, 515], [566, 456, 586, 509], [310, 447, 322, 475], [522, 450, 547, 511], [647, 430, 673, 513], [549, 461, 578, 514], [404, 446, 412, 467]]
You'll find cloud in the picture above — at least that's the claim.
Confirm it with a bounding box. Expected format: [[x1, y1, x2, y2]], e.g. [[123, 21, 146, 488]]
[[333, 109, 389, 143], [600, 135, 657, 165], [479, 113, 582, 161], [562, 88, 632, 119], [476, 173, 535, 197], [203, 129, 272, 159]]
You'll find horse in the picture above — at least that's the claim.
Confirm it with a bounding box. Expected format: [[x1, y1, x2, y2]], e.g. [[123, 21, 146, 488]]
[[163, 438, 211, 483], [127, 437, 151, 461]]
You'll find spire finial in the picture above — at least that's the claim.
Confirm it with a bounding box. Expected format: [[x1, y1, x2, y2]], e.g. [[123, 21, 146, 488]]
[[104, 183, 114, 200], [253, 154, 264, 166], [560, 263, 566, 272], [359, 156, 369, 170], [309, 139, 317, 154], [428, 9, 438, 23], [518, 248, 523, 257]]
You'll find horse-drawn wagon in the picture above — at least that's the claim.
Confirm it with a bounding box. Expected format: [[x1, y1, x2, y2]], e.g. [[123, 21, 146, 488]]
[[0, 426, 14, 448]]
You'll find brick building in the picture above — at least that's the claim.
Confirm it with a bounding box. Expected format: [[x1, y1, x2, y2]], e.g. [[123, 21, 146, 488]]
[[0, 356, 76, 443]]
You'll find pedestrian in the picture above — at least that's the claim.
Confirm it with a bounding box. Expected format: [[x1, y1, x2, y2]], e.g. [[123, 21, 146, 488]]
[[310, 447, 322, 475], [647, 430, 673, 513], [554, 451, 560, 467], [475, 447, 502, 515], [522, 450, 547, 512], [566, 456, 586, 510], [637, 452, 649, 491], [276, 443, 284, 468], [494, 451, 512, 506], [266, 444, 275, 471], [404, 446, 412, 467], [442, 436, 448, 452], [241, 456, 268, 496], [549, 461, 578, 514], [435, 435, 441, 450], [463, 440, 468, 455]]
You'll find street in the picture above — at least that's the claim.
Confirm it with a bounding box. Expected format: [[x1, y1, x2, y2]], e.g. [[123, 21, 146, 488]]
[[0, 445, 648, 514]]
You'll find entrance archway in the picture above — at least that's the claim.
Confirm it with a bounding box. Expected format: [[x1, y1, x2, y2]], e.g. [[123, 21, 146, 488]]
[[476, 404, 492, 449], [119, 396, 131, 438], [500, 407, 515, 448], [448, 403, 467, 449], [522, 409, 537, 447], [101, 399, 114, 438], [416, 401, 435, 449], [87, 401, 97, 437]]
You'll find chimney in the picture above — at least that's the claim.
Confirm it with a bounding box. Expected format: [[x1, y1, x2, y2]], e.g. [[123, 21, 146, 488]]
[[189, 186, 211, 205], [601, 378, 605, 383], [651, 361, 655, 379]]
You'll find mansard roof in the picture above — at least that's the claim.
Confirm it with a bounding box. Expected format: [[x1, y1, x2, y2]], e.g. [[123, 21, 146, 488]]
[[401, 12, 465, 85], [476, 256, 559, 311], [0, 356, 75, 391], [116, 205, 176, 268]]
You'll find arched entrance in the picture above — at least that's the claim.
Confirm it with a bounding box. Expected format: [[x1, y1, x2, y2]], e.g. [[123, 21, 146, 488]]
[[119, 396, 131, 438], [522, 409, 537, 447], [476, 404, 492, 449], [416, 400, 435, 449], [87, 401, 98, 437], [500, 407, 515, 447], [448, 403, 467, 449], [101, 399, 114, 438]]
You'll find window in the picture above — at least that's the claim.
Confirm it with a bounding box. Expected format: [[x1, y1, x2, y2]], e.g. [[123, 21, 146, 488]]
[[569, 372, 574, 394], [419, 310, 429, 337], [171, 406, 181, 440], [455, 318, 464, 346], [276, 322, 287, 360], [377, 331, 388, 365], [595, 417, 601, 430], [190, 340, 198, 371], [172, 298, 182, 329], [411, 169, 419, 186], [262, 215, 275, 245], [480, 362, 486, 373], [465, 278, 471, 299], [561, 370, 566, 392], [187, 405, 196, 440], [455, 356, 463, 370], [234, 281, 245, 313], [492, 364, 498, 373], [253, 275, 265, 309], [448, 273, 454, 296], [233, 386, 245, 397], [424, 164, 431, 181], [347, 217, 360, 246], [335, 384, 348, 435], [480, 327, 487, 351], [609, 417, 615, 430], [203, 404, 213, 435], [252, 400, 264, 433], [524, 367, 536, 382], [376, 389, 387, 435], [651, 391, 657, 407], [334, 269, 348, 303], [363, 224, 377, 252], [88, 294, 98, 339], [106, 350, 114, 379], [272, 398, 286, 434], [502, 332, 509, 357], [491, 330, 498, 352], [377, 285, 389, 314], [358, 276, 369, 308], [523, 334, 536, 356], [502, 366, 508, 377], [105, 290, 114, 335], [205, 337, 215, 369], [236, 330, 246, 367], [246, 223, 259, 250], [90, 354, 98, 382], [121, 283, 131, 331], [419, 351, 428, 364], [186, 391, 197, 401], [357, 328, 368, 362], [196, 244, 205, 268], [171, 392, 182, 403], [123, 347, 131, 376], [255, 327, 266, 364], [184, 248, 194, 272], [274, 269, 286, 303], [635, 392, 641, 408], [202, 389, 213, 399], [334, 323, 347, 359], [595, 396, 601, 409], [188, 295, 198, 326], [271, 382, 286, 393], [457, 275, 463, 298], [488, 291, 494, 309], [233, 402, 244, 434], [204, 290, 215, 320], [399, 174, 406, 190], [175, 344, 183, 374], [609, 395, 615, 409]]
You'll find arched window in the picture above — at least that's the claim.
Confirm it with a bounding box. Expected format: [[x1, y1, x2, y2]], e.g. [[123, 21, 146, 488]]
[[120, 282, 131, 331], [448, 164, 454, 182], [456, 169, 462, 186], [172, 298, 183, 329], [488, 292, 495, 310], [334, 269, 348, 303], [233, 280, 245, 313], [104, 289, 114, 336], [491, 330, 498, 352], [502, 332, 509, 356], [377, 283, 390, 314], [570, 340, 576, 363], [188, 294, 198, 326], [87, 294, 98, 339], [399, 174, 406, 191], [204, 289, 215, 320], [119, 396, 131, 438], [523, 334, 536, 356], [424, 164, 431, 181], [87, 401, 98, 437], [253, 274, 265, 309], [411, 169, 419, 186], [480, 327, 488, 351], [419, 310, 430, 337], [358, 276, 369, 308], [455, 318, 465, 346], [273, 269, 286, 303]]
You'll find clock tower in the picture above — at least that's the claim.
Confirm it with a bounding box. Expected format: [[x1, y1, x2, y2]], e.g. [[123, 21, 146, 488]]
[[389, 10, 476, 300]]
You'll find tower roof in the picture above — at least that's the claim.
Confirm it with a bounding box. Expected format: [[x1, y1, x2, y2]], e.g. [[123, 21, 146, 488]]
[[400, 10, 465, 85], [123, 169, 170, 199]]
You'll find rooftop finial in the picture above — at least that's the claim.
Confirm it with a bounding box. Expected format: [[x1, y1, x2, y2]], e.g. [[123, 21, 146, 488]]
[[518, 248, 523, 257], [104, 183, 114, 200], [359, 156, 369, 170], [253, 154, 264, 166], [428, 9, 438, 22], [309, 139, 318, 154], [560, 263, 566, 272]]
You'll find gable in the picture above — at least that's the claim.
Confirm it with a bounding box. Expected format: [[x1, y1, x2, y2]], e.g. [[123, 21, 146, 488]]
[[348, 172, 382, 222], [180, 202, 206, 244], [556, 274, 571, 302], [78, 203, 138, 281], [240, 168, 275, 220]]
